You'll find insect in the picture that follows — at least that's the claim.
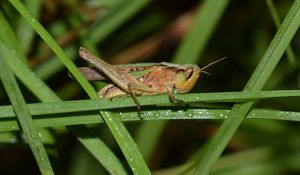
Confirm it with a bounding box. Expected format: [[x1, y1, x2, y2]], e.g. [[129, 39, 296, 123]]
[[77, 47, 225, 113]]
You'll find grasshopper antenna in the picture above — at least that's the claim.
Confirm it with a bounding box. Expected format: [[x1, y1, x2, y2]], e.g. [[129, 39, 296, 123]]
[[200, 57, 227, 72], [201, 71, 212, 75]]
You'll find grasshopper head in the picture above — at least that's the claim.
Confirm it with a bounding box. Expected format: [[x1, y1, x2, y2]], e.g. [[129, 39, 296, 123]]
[[175, 65, 201, 93], [175, 57, 226, 93]]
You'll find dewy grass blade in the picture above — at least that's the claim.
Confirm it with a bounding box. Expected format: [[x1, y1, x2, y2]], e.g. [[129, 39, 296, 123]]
[[0, 14, 127, 174], [194, 1, 300, 175], [9, 0, 151, 174], [1, 90, 300, 118], [1, 107, 300, 132], [0, 43, 54, 175]]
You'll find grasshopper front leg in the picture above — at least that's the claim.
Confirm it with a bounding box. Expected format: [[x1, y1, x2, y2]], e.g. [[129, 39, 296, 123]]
[[166, 87, 185, 105]]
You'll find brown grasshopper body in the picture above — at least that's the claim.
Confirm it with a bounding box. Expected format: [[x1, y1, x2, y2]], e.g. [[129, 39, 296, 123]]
[[98, 64, 200, 101], [78, 47, 224, 112]]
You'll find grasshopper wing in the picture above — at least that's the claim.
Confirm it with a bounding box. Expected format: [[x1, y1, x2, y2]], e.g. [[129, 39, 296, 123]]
[[78, 67, 107, 81]]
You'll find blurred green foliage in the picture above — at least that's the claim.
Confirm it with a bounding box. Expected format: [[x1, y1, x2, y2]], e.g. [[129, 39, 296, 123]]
[[0, 0, 300, 175]]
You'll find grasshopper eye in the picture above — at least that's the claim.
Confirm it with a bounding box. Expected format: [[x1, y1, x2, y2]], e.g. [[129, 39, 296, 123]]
[[183, 68, 194, 79]]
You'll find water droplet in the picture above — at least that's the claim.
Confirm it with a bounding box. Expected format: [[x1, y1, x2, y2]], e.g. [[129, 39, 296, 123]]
[[10, 137, 17, 143]]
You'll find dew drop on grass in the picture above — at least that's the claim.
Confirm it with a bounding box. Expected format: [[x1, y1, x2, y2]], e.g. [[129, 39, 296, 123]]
[[249, 113, 256, 119], [145, 111, 151, 116], [219, 113, 224, 118], [178, 110, 184, 114], [10, 137, 17, 143], [287, 112, 299, 121], [131, 167, 136, 173]]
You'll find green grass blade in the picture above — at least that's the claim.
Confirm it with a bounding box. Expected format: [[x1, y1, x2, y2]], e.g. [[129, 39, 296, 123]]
[[66, 125, 128, 175], [135, 0, 232, 160], [5, 45, 60, 102], [9, 0, 151, 173], [1, 4, 128, 174], [86, 0, 152, 43], [244, 3, 300, 91], [0, 11, 27, 62], [1, 17, 128, 175], [1, 90, 299, 118], [265, 0, 297, 67], [8, 0, 96, 97], [156, 147, 292, 175], [34, 46, 77, 80], [135, 121, 167, 160], [1, 41, 127, 175], [0, 43, 54, 175], [173, 0, 231, 64], [103, 111, 151, 174], [1, 107, 300, 132], [0, 132, 18, 143], [194, 1, 300, 175], [16, 0, 41, 52]]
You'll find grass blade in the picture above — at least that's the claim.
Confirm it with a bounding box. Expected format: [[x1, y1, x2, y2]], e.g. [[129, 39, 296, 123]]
[[1, 107, 300, 132], [16, 0, 41, 52], [135, 0, 232, 160], [2, 43, 127, 174], [173, 0, 231, 64], [0, 10, 128, 174], [86, 0, 153, 43], [9, 0, 151, 173], [265, 0, 297, 67], [0, 43, 54, 175], [0, 12, 27, 62], [2, 90, 300, 115], [194, 1, 300, 174], [8, 0, 96, 97], [0, 5, 128, 174]]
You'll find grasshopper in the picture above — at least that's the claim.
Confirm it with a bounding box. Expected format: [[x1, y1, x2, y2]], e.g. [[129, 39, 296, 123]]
[[78, 47, 225, 113]]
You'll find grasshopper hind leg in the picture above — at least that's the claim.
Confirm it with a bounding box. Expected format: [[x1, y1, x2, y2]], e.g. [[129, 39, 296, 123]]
[[127, 83, 143, 118]]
